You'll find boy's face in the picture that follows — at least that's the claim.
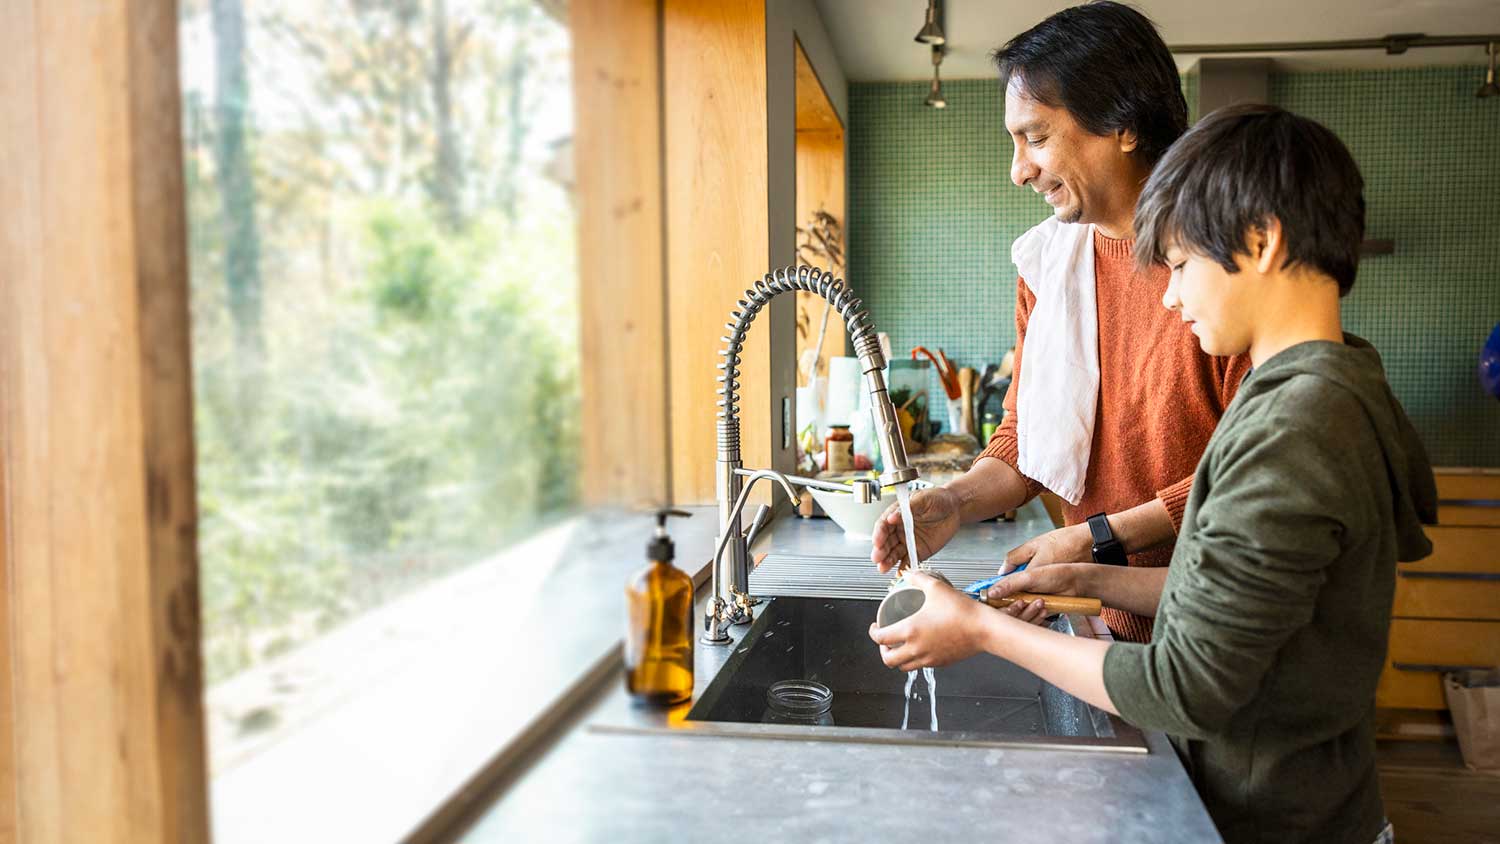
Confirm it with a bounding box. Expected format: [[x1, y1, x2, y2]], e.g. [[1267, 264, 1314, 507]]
[[1004, 81, 1141, 228], [1160, 241, 1258, 357]]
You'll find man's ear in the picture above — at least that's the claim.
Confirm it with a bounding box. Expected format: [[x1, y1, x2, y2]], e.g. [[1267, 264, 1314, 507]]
[[1248, 216, 1286, 274], [1117, 128, 1140, 154]]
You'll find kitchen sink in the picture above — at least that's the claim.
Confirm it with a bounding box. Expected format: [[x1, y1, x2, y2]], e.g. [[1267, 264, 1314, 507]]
[[672, 596, 1147, 752]]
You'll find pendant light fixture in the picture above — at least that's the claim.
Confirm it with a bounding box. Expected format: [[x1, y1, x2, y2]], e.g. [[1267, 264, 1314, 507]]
[[915, 0, 944, 45], [924, 45, 947, 109]]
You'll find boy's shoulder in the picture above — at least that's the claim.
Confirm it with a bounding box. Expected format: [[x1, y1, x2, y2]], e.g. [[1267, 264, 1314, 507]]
[[1230, 368, 1369, 435]]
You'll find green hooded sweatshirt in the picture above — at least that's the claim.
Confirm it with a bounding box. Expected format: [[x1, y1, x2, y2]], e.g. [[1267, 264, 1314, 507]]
[[1103, 334, 1437, 844]]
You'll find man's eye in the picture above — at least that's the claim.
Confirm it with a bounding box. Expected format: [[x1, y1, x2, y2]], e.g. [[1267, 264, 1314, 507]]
[[1027, 136, 1046, 146]]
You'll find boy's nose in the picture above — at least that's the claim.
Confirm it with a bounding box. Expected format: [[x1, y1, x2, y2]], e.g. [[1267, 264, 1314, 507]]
[[1162, 279, 1181, 311]]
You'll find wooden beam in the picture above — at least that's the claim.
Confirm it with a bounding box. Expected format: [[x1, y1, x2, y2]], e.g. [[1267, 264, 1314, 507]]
[[663, 0, 775, 503], [0, 1, 211, 840], [574, 0, 671, 507]]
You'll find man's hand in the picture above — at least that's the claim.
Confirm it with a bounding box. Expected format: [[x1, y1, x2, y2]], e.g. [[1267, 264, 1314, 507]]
[[870, 487, 962, 573], [986, 563, 1091, 627], [1001, 522, 1093, 574], [868, 571, 989, 671]]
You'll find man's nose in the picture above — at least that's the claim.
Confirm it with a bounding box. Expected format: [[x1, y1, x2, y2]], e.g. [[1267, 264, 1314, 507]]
[[1010, 146, 1037, 188]]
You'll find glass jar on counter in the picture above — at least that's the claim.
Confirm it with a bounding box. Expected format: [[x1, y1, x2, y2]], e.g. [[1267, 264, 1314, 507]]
[[762, 680, 835, 726], [824, 424, 854, 473]]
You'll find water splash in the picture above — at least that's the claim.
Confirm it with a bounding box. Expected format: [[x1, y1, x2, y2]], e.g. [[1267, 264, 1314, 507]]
[[901, 667, 939, 731], [924, 666, 938, 731], [901, 669, 917, 730]]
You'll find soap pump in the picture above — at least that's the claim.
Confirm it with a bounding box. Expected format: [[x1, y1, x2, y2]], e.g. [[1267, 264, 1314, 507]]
[[625, 509, 695, 705]]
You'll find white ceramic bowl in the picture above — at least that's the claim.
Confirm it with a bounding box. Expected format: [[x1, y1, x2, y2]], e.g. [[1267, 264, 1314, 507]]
[[808, 479, 933, 540]]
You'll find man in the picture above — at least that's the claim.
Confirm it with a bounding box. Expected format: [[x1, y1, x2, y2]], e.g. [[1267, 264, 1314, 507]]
[[871, 104, 1437, 844], [872, 1, 1249, 643]]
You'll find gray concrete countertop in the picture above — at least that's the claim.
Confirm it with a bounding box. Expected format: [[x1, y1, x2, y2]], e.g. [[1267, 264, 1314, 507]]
[[458, 504, 1221, 843]]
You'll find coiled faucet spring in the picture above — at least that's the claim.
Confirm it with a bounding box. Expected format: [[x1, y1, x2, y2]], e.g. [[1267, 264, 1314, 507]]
[[716, 265, 882, 464]]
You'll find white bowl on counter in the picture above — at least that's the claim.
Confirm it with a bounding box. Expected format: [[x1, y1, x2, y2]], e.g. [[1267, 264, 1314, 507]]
[[808, 478, 934, 540]]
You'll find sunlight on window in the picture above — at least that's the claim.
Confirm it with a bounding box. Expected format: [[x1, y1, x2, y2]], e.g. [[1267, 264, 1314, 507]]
[[178, 0, 577, 838]]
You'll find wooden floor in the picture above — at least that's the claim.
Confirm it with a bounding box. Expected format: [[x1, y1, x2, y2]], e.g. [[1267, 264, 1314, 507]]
[[1378, 740, 1500, 843]]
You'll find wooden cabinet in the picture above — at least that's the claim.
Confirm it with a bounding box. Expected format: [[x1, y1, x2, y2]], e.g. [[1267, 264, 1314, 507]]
[[1376, 470, 1500, 712]]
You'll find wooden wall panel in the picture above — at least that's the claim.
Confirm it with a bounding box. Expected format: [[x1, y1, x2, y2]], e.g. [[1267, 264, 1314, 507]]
[[1435, 468, 1500, 502], [664, 0, 773, 503], [0, 1, 210, 840], [574, 0, 670, 506], [1, 453, 13, 844], [793, 120, 846, 390]]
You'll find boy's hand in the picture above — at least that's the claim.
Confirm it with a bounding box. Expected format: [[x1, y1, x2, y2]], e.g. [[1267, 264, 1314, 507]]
[[986, 563, 1087, 627], [1001, 523, 1093, 574], [870, 487, 962, 573], [868, 571, 988, 671]]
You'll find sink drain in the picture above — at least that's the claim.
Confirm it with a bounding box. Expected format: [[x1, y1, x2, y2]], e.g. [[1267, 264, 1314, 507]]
[[765, 679, 834, 725]]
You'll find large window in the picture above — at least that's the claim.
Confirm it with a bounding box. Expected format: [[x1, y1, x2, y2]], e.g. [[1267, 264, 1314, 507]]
[[178, 0, 577, 838]]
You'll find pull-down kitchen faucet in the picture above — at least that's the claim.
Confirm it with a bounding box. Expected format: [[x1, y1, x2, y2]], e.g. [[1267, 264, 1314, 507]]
[[703, 265, 918, 644]]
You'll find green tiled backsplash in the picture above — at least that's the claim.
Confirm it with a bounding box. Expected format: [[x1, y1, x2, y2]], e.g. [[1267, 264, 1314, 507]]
[[848, 68, 1500, 467]]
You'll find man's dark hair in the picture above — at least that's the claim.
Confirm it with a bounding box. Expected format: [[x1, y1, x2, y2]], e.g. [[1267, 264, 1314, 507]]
[[1135, 104, 1366, 295], [992, 2, 1186, 165]]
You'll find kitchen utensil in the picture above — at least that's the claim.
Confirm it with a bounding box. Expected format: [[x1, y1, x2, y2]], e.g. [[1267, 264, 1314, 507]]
[[958, 367, 976, 435], [876, 565, 1101, 629], [910, 346, 961, 401]]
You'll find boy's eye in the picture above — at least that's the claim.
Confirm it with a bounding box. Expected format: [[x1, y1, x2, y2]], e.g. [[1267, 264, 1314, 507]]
[[1026, 136, 1046, 146]]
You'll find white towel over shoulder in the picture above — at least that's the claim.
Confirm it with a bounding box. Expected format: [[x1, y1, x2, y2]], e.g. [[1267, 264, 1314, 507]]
[[1010, 217, 1099, 506]]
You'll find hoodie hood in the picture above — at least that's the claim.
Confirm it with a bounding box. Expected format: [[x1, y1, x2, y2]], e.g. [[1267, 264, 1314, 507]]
[[1242, 334, 1438, 561]]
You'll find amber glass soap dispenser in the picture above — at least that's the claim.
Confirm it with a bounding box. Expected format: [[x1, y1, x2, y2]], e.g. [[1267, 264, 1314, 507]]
[[625, 509, 695, 705]]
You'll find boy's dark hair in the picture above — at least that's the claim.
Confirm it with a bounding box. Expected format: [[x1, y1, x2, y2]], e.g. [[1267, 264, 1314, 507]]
[[1135, 104, 1366, 295], [992, 2, 1186, 165]]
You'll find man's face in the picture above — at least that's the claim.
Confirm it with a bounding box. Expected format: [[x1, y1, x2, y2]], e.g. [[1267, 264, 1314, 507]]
[[1160, 241, 1257, 357], [1004, 80, 1140, 227]]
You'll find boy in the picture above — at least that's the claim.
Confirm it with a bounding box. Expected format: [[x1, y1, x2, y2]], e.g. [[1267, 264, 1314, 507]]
[[869, 104, 1437, 844]]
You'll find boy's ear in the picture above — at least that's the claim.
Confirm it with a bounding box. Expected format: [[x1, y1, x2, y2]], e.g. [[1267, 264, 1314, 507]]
[[1248, 216, 1286, 275]]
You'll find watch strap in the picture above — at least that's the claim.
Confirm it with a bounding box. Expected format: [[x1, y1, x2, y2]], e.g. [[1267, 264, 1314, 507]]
[[1087, 512, 1128, 566]]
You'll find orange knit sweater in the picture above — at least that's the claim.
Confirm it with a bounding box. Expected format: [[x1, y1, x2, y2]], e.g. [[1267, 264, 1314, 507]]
[[978, 230, 1251, 643]]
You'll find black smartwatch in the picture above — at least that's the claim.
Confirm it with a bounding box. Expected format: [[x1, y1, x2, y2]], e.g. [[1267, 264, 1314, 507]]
[[1087, 512, 1128, 566]]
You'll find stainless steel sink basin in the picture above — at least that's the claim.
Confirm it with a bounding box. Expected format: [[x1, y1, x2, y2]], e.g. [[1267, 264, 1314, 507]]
[[675, 596, 1147, 753]]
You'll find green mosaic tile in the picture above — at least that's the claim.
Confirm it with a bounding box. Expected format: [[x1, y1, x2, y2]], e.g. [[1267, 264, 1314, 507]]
[[848, 79, 1049, 418], [1271, 66, 1500, 467], [850, 67, 1500, 467]]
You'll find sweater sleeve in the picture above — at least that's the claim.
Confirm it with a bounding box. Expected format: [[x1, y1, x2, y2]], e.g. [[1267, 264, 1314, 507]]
[[1153, 353, 1254, 533], [976, 278, 1046, 501], [1155, 475, 1194, 534], [1103, 421, 1351, 739]]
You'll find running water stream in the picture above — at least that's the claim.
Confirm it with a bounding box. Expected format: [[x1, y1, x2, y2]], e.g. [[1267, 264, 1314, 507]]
[[895, 484, 922, 572], [893, 483, 939, 730]]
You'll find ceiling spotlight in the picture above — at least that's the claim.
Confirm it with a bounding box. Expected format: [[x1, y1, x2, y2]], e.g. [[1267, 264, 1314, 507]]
[[925, 45, 946, 109], [915, 0, 944, 45], [1480, 42, 1499, 98]]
